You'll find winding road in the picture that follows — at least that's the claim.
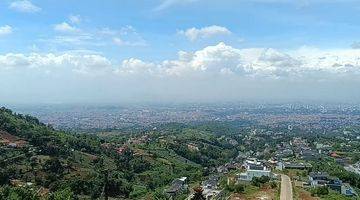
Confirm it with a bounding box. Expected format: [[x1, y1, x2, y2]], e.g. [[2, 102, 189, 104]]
[[280, 174, 293, 200]]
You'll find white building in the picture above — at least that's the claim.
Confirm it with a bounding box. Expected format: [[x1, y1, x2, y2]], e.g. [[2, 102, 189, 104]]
[[238, 161, 274, 181]]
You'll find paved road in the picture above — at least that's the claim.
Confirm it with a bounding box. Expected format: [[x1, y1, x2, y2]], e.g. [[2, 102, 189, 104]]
[[280, 174, 293, 200]]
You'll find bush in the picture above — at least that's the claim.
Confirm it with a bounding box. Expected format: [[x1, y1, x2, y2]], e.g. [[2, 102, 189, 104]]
[[317, 186, 329, 195], [129, 185, 148, 199], [0, 186, 40, 200], [310, 186, 329, 196], [234, 184, 245, 193], [50, 187, 77, 200], [270, 181, 277, 189], [251, 176, 270, 187]]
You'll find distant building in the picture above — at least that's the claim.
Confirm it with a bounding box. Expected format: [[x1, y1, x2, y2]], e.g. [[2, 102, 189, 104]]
[[327, 179, 342, 193], [187, 143, 199, 152], [309, 172, 357, 197], [276, 162, 312, 171], [115, 146, 128, 155], [309, 172, 330, 187], [201, 175, 223, 200], [8, 143, 17, 148], [288, 125, 293, 131], [236, 152, 247, 161], [203, 175, 220, 189], [217, 166, 228, 174], [335, 158, 349, 166], [341, 183, 357, 197], [227, 139, 238, 146], [330, 152, 340, 158], [344, 163, 360, 175], [301, 149, 320, 161], [238, 161, 275, 181], [165, 177, 188, 199]]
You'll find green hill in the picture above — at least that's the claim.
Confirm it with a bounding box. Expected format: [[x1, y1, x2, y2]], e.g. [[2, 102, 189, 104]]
[[0, 107, 239, 199]]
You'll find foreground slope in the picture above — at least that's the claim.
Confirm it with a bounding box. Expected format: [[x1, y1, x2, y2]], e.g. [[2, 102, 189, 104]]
[[0, 107, 240, 199]]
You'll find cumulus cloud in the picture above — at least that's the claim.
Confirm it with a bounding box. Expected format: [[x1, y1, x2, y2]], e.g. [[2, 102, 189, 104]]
[[0, 25, 13, 36], [178, 25, 232, 41], [54, 22, 80, 33], [0, 53, 111, 75], [116, 58, 156, 75], [2, 43, 360, 103], [9, 0, 41, 13], [113, 43, 360, 80], [2, 43, 360, 80]]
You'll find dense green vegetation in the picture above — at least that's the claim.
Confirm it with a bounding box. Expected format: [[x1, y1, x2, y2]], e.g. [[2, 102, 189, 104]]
[[0, 107, 241, 199]]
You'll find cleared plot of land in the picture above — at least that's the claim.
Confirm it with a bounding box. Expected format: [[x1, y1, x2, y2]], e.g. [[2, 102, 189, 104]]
[[0, 130, 19, 142], [296, 189, 319, 200], [228, 186, 276, 200]]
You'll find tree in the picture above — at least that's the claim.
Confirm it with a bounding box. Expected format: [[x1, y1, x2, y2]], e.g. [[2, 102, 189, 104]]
[[0, 169, 9, 185], [191, 187, 205, 200], [50, 187, 76, 200], [129, 157, 151, 173], [43, 158, 64, 174]]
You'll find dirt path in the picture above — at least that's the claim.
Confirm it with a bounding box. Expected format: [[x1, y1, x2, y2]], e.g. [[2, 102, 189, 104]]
[[280, 174, 293, 200]]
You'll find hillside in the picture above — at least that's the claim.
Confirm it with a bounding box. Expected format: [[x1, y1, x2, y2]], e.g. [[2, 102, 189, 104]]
[[0, 107, 240, 199]]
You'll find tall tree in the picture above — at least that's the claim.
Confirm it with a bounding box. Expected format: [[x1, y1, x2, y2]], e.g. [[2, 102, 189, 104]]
[[191, 187, 205, 200]]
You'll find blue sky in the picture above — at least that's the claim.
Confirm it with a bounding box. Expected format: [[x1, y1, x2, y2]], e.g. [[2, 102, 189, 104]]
[[1, 0, 360, 103], [2, 0, 360, 59]]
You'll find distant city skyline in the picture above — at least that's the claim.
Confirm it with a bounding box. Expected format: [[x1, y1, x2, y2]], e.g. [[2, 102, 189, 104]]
[[1, 0, 360, 103]]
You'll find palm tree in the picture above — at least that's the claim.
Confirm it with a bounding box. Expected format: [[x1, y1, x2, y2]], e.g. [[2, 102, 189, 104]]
[[191, 186, 205, 200]]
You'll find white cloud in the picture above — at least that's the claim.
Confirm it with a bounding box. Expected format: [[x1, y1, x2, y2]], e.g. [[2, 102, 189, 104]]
[[2, 43, 360, 80], [113, 37, 147, 47], [0, 54, 30, 69], [0, 25, 13, 36], [49, 34, 95, 46], [113, 37, 126, 46], [46, 25, 147, 49], [2, 43, 360, 103], [69, 15, 82, 24], [154, 0, 199, 11], [9, 0, 41, 13], [113, 43, 360, 80], [0, 53, 112, 75], [42, 25, 147, 49], [54, 22, 80, 33], [109, 26, 147, 47], [178, 25, 232, 41], [100, 26, 141, 36], [116, 58, 156, 75]]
